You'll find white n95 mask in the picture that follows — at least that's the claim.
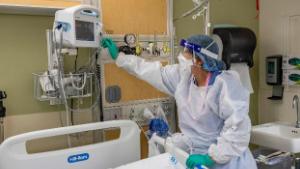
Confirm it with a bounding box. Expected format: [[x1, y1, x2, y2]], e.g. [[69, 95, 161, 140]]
[[178, 53, 193, 69], [178, 53, 193, 79]]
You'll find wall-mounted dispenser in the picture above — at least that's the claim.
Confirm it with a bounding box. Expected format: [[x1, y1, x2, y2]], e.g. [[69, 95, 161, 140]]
[[266, 55, 282, 85], [213, 27, 256, 69], [213, 27, 257, 94], [266, 55, 283, 100]]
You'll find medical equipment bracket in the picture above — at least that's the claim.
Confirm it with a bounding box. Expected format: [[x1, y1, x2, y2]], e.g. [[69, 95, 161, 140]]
[[99, 0, 174, 103], [99, 0, 176, 134], [32, 4, 103, 137], [33, 72, 94, 102]]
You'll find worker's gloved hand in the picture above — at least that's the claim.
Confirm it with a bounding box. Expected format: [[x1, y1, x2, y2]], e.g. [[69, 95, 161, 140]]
[[149, 118, 169, 137], [186, 154, 215, 169], [101, 37, 119, 60]]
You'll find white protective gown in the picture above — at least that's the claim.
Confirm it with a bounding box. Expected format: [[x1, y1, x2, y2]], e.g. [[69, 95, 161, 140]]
[[115, 53, 257, 169]]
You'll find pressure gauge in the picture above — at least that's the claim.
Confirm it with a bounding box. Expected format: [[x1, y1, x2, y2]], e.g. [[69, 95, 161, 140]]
[[124, 34, 136, 46]]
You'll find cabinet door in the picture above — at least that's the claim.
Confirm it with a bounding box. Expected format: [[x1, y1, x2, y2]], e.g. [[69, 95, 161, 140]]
[[103, 61, 168, 105], [0, 0, 80, 8], [101, 0, 168, 35]]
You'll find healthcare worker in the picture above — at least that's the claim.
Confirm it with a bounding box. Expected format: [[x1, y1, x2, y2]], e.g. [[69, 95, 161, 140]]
[[101, 35, 257, 169]]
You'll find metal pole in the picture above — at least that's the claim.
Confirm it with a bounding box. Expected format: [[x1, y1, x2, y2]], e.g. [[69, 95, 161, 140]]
[[168, 0, 175, 64], [204, 1, 211, 35], [47, 30, 54, 71]]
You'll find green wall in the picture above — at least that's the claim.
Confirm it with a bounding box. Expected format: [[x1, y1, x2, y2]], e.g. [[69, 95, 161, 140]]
[[0, 1, 259, 123], [0, 14, 89, 116], [0, 14, 57, 116], [174, 0, 259, 124]]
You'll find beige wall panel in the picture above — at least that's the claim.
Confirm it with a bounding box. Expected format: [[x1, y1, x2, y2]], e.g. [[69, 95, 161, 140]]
[[101, 0, 167, 34], [104, 63, 167, 103]]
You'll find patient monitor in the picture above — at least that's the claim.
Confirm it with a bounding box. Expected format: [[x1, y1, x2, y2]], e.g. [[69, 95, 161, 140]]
[[53, 5, 102, 48]]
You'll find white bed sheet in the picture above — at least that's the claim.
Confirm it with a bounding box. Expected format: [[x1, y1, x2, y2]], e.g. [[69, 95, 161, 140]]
[[114, 153, 185, 169]]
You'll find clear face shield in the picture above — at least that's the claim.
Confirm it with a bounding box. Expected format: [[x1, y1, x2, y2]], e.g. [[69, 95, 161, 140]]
[[180, 39, 218, 62], [180, 40, 198, 65], [179, 39, 223, 87]]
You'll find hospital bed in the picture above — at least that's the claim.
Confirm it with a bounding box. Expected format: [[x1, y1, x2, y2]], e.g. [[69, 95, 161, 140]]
[[0, 120, 188, 169]]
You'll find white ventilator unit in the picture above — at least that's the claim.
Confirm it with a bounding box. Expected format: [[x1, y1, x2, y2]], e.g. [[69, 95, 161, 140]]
[[53, 5, 102, 48]]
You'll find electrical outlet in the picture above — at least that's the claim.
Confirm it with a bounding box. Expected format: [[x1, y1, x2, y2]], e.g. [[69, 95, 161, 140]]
[[103, 107, 122, 121], [110, 112, 119, 120]]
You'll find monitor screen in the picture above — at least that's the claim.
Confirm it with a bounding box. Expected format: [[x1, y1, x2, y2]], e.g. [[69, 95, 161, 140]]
[[75, 20, 94, 41], [268, 61, 275, 74]]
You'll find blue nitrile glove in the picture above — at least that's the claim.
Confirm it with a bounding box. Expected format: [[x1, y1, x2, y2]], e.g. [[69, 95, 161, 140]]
[[149, 118, 169, 137], [186, 154, 215, 169], [101, 37, 119, 60]]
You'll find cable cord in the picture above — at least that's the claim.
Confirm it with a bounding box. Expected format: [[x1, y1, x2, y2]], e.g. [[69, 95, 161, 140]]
[[54, 27, 72, 147], [74, 49, 78, 72], [94, 50, 103, 121], [69, 72, 87, 90], [56, 28, 70, 124]]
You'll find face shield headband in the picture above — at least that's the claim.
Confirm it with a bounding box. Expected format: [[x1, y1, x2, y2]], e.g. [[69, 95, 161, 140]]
[[180, 39, 218, 60]]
